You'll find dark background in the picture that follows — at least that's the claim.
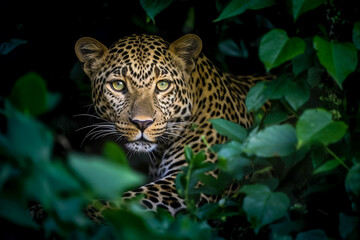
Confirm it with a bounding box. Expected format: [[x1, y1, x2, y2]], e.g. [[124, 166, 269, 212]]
[[0, 0, 274, 152]]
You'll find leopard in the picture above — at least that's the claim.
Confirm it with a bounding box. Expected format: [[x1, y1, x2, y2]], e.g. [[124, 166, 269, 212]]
[[74, 33, 270, 222]]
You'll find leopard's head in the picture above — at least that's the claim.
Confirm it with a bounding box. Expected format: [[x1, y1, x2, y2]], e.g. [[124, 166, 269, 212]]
[[75, 34, 202, 152]]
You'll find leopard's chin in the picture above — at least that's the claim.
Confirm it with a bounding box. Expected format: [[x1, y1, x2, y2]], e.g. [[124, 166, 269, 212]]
[[125, 141, 157, 153]]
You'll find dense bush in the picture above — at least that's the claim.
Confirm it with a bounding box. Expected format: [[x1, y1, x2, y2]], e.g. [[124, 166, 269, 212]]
[[1, 0, 359, 239]]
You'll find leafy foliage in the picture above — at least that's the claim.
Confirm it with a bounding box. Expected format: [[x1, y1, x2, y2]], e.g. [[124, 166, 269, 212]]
[[1, 0, 359, 240]]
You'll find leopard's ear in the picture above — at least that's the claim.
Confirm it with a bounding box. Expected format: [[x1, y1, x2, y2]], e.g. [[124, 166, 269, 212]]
[[75, 37, 108, 78], [169, 34, 202, 72]]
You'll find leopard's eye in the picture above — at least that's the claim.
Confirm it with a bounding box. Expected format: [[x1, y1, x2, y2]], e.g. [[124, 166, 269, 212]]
[[156, 80, 171, 92], [110, 80, 125, 92]]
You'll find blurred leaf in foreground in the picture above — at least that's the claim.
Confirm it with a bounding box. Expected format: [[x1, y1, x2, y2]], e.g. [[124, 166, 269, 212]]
[[69, 153, 144, 199]]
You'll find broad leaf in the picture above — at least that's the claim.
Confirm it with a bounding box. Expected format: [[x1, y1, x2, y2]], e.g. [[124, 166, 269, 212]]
[[291, 0, 325, 21], [296, 229, 328, 240], [0, 195, 38, 228], [9, 72, 48, 116], [296, 108, 348, 147], [0, 38, 27, 55], [216, 141, 251, 180], [353, 22, 360, 50], [3, 101, 53, 163], [313, 36, 358, 88], [218, 39, 248, 58], [244, 124, 297, 157], [259, 29, 305, 71], [102, 141, 129, 167], [345, 164, 360, 211], [263, 111, 288, 125], [140, 0, 174, 22], [240, 184, 290, 234], [214, 0, 274, 22], [339, 212, 360, 240], [313, 159, 341, 175], [209, 118, 247, 142], [69, 153, 144, 199], [284, 76, 310, 110], [245, 81, 268, 112]]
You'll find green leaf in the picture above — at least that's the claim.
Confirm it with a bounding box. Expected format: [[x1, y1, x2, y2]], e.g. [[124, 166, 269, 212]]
[[291, 0, 325, 21], [214, 0, 274, 22], [296, 108, 348, 147], [313, 159, 341, 174], [102, 141, 129, 167], [140, 0, 174, 22], [292, 38, 315, 75], [215, 141, 251, 180], [240, 184, 290, 234], [313, 36, 358, 88], [339, 212, 360, 240], [244, 124, 297, 157], [353, 22, 360, 50], [245, 81, 268, 112], [264, 111, 288, 125], [345, 164, 360, 211], [0, 38, 27, 55], [218, 39, 248, 58], [9, 72, 48, 116], [184, 145, 194, 164], [284, 76, 310, 110], [296, 229, 328, 240], [3, 101, 53, 163], [209, 118, 247, 142], [259, 29, 305, 71], [53, 197, 89, 226], [263, 74, 290, 100], [69, 153, 144, 199], [0, 195, 38, 228]]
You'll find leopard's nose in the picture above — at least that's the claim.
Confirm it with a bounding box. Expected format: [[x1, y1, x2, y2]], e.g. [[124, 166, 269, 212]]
[[130, 118, 154, 132]]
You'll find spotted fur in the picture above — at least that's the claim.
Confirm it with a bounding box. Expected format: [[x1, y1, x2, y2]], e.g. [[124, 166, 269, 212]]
[[75, 34, 270, 221]]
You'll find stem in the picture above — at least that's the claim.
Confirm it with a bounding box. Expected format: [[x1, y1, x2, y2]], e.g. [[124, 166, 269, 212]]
[[282, 100, 299, 119], [325, 146, 349, 170]]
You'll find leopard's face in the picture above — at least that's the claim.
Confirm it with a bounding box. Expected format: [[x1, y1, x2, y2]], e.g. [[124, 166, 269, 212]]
[[75, 34, 202, 152]]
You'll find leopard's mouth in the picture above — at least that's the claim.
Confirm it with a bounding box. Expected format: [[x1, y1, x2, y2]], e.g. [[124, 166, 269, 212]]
[[125, 140, 157, 153]]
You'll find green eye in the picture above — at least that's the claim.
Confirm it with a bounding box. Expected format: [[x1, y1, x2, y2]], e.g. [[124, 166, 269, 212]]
[[156, 80, 170, 92], [110, 80, 125, 92]]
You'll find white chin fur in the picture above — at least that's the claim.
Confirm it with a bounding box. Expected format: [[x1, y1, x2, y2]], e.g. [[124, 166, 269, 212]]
[[125, 141, 157, 152]]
